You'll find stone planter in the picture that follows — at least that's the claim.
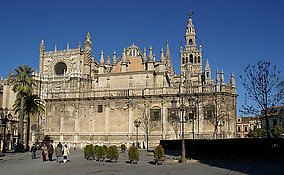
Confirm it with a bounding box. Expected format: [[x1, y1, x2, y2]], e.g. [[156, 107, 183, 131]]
[[110, 158, 118, 163], [97, 157, 105, 162], [130, 159, 139, 164], [155, 159, 164, 165]]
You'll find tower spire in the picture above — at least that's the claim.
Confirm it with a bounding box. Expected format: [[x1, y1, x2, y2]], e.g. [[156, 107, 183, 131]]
[[205, 59, 211, 79], [84, 32, 92, 65], [100, 50, 104, 65], [112, 51, 117, 65], [185, 10, 196, 46], [148, 46, 153, 62]]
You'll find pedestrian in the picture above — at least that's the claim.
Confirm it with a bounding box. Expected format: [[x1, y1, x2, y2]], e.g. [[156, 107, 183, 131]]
[[42, 143, 47, 161], [62, 144, 70, 163], [55, 143, 62, 163], [48, 143, 54, 161], [31, 144, 37, 159], [58, 142, 62, 149]]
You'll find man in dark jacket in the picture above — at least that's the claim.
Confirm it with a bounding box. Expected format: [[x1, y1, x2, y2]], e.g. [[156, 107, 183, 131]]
[[31, 144, 37, 159], [48, 143, 54, 161]]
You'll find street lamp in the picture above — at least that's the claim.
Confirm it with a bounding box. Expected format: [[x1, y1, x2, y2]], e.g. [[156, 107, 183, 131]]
[[134, 119, 141, 148], [188, 97, 195, 159], [171, 98, 186, 163], [0, 107, 9, 153]]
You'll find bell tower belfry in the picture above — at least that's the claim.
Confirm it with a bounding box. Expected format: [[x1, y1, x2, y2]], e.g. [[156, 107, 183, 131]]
[[180, 11, 202, 82]]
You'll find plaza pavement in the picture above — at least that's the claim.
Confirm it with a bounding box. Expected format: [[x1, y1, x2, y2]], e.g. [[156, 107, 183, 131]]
[[0, 149, 284, 175]]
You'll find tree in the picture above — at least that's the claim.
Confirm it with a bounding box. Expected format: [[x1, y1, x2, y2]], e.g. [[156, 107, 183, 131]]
[[271, 125, 283, 138], [240, 61, 283, 138], [13, 94, 45, 150], [247, 128, 267, 138], [12, 65, 35, 151], [205, 94, 228, 139], [133, 103, 159, 150]]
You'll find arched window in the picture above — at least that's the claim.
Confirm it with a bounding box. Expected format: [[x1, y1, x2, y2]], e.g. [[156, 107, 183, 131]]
[[186, 57, 188, 64], [182, 57, 185, 64], [198, 56, 201, 63], [189, 39, 193, 45], [194, 56, 197, 63], [190, 54, 193, 63]]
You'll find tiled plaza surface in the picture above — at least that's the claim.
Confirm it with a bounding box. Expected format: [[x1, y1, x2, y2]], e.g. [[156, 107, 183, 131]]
[[1, 149, 284, 175]]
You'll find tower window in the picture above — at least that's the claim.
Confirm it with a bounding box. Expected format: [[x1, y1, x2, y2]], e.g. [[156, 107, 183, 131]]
[[198, 56, 201, 63], [190, 54, 193, 63], [194, 56, 197, 63], [182, 57, 185, 64], [186, 57, 188, 64], [189, 39, 193, 45]]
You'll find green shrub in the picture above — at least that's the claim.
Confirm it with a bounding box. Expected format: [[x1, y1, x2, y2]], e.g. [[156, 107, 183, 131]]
[[94, 145, 99, 156], [106, 145, 119, 159], [95, 146, 106, 158], [153, 145, 164, 160], [84, 144, 95, 159], [103, 145, 108, 152], [128, 146, 139, 160]]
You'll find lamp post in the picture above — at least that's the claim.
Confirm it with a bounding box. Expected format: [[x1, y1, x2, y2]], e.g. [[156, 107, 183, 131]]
[[171, 97, 186, 163], [188, 97, 196, 159], [0, 107, 9, 153], [134, 119, 141, 148]]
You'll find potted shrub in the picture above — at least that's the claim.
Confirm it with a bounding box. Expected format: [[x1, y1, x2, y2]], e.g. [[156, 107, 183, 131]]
[[106, 145, 119, 163], [95, 146, 106, 162], [153, 145, 164, 165], [128, 146, 139, 164], [94, 145, 99, 159], [121, 144, 126, 153], [84, 144, 95, 160]]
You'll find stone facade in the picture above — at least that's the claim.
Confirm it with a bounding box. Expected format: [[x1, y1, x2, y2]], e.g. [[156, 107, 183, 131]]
[[1, 14, 237, 149]]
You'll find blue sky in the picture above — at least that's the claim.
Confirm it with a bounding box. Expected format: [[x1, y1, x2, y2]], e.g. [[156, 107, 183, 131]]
[[0, 0, 284, 115]]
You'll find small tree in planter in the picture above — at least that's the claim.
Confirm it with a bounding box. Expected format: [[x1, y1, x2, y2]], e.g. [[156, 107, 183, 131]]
[[121, 144, 126, 153], [94, 145, 99, 158], [128, 146, 139, 164], [153, 145, 164, 165], [106, 145, 119, 163], [95, 146, 106, 161], [84, 144, 95, 160], [103, 145, 108, 153]]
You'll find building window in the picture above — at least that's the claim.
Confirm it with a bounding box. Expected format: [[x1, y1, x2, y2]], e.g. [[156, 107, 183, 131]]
[[273, 119, 277, 126], [54, 62, 67, 75], [98, 105, 103, 113], [190, 54, 193, 63], [244, 126, 248, 132], [189, 39, 193, 45], [150, 109, 161, 121], [237, 126, 241, 132]]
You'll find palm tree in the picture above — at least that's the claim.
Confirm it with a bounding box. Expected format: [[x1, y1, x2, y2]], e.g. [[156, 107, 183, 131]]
[[12, 65, 35, 151], [13, 94, 45, 151]]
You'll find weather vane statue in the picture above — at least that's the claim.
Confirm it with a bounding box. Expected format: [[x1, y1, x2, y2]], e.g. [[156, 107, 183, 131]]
[[188, 10, 194, 19]]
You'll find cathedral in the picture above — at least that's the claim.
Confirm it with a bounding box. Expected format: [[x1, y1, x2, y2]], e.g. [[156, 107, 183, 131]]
[[1, 14, 237, 149]]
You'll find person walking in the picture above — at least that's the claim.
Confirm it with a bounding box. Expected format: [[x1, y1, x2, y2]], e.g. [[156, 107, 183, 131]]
[[31, 144, 37, 159], [41, 143, 47, 161], [55, 143, 62, 163], [62, 144, 70, 163], [48, 143, 54, 161]]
